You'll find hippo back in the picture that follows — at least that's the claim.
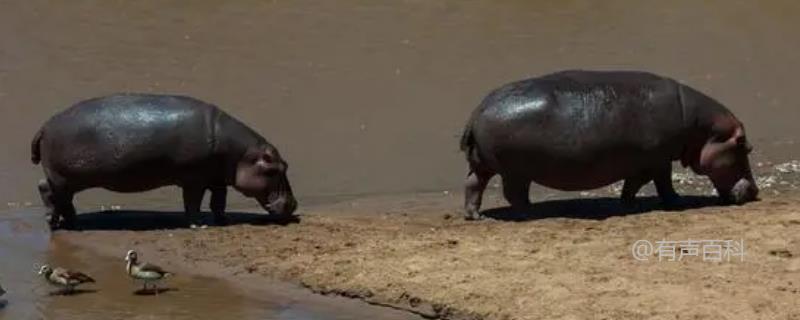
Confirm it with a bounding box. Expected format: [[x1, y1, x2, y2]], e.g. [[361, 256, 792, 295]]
[[37, 94, 223, 188], [468, 70, 690, 189]]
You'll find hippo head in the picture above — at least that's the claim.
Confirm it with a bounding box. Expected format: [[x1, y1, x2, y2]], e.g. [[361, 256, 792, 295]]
[[682, 114, 759, 204], [233, 145, 297, 217]]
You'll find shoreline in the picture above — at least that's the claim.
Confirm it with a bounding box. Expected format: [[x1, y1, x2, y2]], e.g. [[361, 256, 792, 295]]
[[53, 191, 800, 319]]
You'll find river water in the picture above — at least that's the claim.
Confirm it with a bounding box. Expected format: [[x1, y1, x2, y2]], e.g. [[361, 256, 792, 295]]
[[1, 0, 799, 319]]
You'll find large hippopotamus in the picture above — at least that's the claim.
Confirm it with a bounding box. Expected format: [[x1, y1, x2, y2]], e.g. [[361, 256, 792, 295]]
[[460, 70, 758, 220], [32, 93, 297, 229]]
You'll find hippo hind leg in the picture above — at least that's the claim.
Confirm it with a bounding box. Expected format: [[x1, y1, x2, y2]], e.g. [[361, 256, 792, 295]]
[[501, 175, 532, 213], [209, 186, 228, 225], [464, 167, 495, 220], [38, 179, 76, 230]]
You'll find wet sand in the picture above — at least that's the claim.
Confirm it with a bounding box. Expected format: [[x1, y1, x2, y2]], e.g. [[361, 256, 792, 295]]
[[0, 209, 421, 320], [54, 191, 800, 320]]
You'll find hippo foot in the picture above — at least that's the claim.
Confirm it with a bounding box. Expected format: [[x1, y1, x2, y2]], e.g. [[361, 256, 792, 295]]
[[464, 213, 485, 221], [463, 208, 485, 221], [185, 216, 205, 228], [49, 218, 76, 231], [46, 214, 58, 230]]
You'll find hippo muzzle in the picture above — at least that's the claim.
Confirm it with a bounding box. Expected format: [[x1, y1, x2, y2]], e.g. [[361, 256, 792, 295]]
[[259, 194, 298, 217], [256, 173, 297, 217], [728, 178, 759, 205]]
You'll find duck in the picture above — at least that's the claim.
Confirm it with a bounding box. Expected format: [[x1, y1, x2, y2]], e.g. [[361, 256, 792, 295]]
[[37, 265, 95, 294], [125, 250, 172, 293]]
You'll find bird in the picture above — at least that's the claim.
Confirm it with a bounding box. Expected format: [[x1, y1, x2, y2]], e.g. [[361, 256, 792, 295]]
[[125, 250, 172, 294], [0, 282, 5, 297], [37, 265, 95, 294]]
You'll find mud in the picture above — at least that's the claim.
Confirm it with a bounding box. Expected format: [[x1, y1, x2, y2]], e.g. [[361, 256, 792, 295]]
[[0, 209, 421, 320], [50, 191, 800, 320]]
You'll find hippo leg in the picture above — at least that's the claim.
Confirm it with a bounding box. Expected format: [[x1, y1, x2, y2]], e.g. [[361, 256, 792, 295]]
[[38, 179, 76, 230], [55, 194, 77, 230], [182, 186, 205, 226], [464, 168, 495, 220], [37, 179, 56, 227], [209, 186, 228, 225], [653, 163, 680, 208], [501, 175, 532, 212], [621, 174, 652, 206]]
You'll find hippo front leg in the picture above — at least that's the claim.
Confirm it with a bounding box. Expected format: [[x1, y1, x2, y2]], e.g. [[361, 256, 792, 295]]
[[182, 186, 205, 226], [621, 175, 651, 207], [209, 186, 228, 225], [653, 163, 681, 209]]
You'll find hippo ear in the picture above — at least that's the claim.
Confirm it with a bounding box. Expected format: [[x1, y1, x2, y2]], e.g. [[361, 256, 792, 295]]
[[696, 133, 741, 174]]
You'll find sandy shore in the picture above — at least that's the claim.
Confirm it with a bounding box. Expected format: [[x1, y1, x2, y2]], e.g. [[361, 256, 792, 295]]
[[59, 191, 800, 320]]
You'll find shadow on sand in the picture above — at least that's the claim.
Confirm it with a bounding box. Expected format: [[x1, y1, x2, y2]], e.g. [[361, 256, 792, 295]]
[[482, 195, 724, 222], [71, 210, 299, 231], [133, 287, 178, 296]]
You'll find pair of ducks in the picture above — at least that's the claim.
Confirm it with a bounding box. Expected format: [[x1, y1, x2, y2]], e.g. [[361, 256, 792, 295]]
[[38, 250, 172, 295]]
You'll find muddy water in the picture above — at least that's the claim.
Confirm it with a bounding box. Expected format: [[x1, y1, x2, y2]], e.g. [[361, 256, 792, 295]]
[[0, 209, 421, 320], [1, 0, 800, 209]]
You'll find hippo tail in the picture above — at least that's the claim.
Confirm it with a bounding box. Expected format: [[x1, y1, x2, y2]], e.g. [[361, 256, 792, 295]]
[[31, 128, 43, 164], [459, 120, 475, 151], [460, 117, 483, 168]]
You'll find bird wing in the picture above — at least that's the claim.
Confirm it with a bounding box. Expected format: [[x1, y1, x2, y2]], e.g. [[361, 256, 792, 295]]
[[139, 262, 170, 275], [64, 270, 95, 283]]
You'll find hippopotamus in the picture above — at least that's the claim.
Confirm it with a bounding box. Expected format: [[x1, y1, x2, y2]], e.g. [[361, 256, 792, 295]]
[[31, 93, 297, 229], [460, 70, 759, 220]]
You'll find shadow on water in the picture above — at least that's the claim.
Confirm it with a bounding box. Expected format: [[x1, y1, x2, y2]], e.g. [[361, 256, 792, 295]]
[[133, 287, 178, 296], [482, 195, 723, 222], [72, 210, 300, 231], [47, 288, 98, 297]]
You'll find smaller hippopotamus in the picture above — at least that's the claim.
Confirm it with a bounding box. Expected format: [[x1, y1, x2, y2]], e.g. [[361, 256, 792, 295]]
[[460, 70, 759, 220], [32, 93, 297, 229]]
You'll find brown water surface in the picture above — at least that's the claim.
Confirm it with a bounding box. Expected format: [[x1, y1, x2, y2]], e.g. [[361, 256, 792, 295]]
[[1, 0, 799, 209]]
